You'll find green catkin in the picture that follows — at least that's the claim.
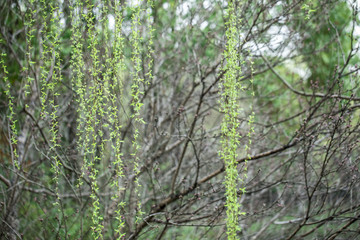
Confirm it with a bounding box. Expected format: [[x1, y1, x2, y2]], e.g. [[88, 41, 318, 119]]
[[220, 1, 245, 239], [70, 0, 87, 202], [23, 0, 36, 99], [37, 0, 65, 235], [69, 0, 90, 209], [130, 0, 146, 225], [70, 0, 86, 151], [110, 0, 126, 238], [1, 49, 19, 169], [112, 0, 126, 95], [75, 0, 104, 238]]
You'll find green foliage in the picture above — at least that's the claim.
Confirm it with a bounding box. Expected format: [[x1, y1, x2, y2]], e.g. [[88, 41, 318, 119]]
[[299, 1, 354, 88], [220, 1, 245, 239], [301, 0, 316, 20]]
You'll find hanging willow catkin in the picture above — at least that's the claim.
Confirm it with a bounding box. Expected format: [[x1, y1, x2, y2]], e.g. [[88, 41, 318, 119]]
[[220, 1, 246, 239]]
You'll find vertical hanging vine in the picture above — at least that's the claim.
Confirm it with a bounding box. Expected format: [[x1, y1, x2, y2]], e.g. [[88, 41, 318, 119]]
[[1, 50, 19, 169], [23, 0, 36, 99], [70, 0, 85, 155], [130, 0, 146, 225], [38, 0, 65, 235], [69, 0, 87, 237], [220, 0, 244, 239], [110, 0, 126, 238], [84, 0, 104, 237], [71, 0, 105, 237], [68, 0, 155, 237]]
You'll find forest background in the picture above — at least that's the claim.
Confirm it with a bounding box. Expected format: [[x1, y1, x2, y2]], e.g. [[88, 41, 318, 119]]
[[1, 0, 360, 239]]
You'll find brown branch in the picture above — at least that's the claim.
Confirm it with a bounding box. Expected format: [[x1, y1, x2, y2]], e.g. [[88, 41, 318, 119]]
[[0, 174, 10, 187], [327, 214, 360, 240]]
